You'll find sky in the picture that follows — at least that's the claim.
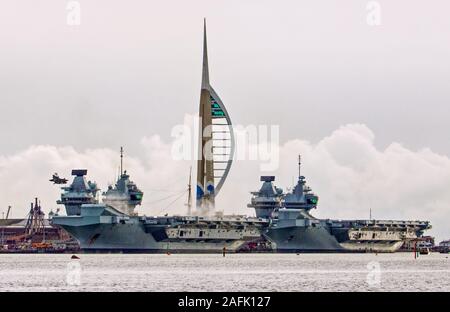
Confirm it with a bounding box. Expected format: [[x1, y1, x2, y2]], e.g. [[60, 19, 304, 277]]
[[0, 1, 449, 240]]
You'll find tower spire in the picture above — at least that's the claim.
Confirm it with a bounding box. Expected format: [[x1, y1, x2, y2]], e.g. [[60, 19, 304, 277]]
[[197, 18, 215, 215], [201, 18, 210, 89], [196, 19, 234, 216]]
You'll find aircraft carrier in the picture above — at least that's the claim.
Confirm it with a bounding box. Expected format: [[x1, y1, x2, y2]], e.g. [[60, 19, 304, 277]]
[[248, 157, 430, 253], [51, 168, 267, 252], [51, 21, 431, 253]]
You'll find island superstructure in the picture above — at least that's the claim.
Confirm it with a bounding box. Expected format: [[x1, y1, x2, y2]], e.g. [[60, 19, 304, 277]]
[[102, 147, 143, 215]]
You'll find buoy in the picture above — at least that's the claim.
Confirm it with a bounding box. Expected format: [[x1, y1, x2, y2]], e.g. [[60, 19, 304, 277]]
[[71, 255, 80, 260], [414, 241, 417, 259]]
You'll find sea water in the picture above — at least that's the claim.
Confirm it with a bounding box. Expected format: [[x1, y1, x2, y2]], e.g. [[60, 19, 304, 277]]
[[0, 253, 448, 291]]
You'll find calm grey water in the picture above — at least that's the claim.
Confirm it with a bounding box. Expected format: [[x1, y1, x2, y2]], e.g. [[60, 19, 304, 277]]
[[0, 253, 448, 292]]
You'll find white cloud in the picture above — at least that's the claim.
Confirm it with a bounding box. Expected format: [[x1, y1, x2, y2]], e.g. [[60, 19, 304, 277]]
[[0, 118, 449, 241]]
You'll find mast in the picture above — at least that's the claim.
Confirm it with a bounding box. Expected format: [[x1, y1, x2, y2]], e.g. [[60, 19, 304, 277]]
[[187, 166, 192, 215], [298, 154, 302, 178], [120, 146, 124, 176]]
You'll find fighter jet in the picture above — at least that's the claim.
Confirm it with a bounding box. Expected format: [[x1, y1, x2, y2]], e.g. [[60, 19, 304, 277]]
[[49, 173, 68, 184]]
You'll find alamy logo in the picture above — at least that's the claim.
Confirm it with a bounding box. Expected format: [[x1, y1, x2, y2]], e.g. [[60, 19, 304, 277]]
[[66, 260, 82, 286], [366, 261, 381, 287], [170, 119, 280, 171], [366, 1, 382, 26], [66, 1, 81, 26]]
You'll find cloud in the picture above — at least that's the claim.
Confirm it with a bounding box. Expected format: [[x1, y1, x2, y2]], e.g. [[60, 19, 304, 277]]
[[0, 138, 191, 219], [0, 118, 449, 241]]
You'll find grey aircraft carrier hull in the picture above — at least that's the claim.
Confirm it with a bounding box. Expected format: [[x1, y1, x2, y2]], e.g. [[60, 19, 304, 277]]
[[263, 226, 344, 252], [53, 205, 268, 253], [61, 223, 249, 253]]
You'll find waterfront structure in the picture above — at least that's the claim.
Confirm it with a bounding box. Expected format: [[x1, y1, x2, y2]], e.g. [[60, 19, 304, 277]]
[[0, 200, 76, 252], [196, 20, 234, 215], [50, 22, 432, 253], [438, 240, 450, 253], [400, 236, 435, 251]]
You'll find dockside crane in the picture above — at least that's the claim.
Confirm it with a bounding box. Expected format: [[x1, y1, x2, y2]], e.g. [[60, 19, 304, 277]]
[[25, 198, 45, 236]]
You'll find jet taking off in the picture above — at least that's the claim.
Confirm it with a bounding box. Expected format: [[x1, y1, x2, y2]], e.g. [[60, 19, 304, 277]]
[[49, 173, 68, 184]]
